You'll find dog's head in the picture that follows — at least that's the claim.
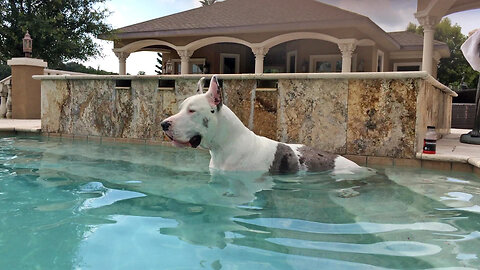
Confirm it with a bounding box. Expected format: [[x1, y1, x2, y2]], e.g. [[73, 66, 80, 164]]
[[160, 75, 223, 148]]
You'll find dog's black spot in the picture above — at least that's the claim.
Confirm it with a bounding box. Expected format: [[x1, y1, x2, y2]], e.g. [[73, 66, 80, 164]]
[[189, 135, 202, 148], [298, 155, 305, 165], [203, 118, 209, 128], [298, 146, 337, 171], [269, 143, 299, 174]]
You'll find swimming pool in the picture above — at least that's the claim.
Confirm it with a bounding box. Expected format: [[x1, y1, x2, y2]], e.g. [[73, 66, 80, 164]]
[[0, 136, 479, 269]]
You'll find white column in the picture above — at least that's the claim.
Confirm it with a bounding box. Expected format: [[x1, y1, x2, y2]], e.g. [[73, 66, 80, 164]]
[[177, 50, 193, 74], [114, 52, 130, 75], [416, 15, 439, 75], [338, 41, 357, 73], [252, 47, 269, 74]]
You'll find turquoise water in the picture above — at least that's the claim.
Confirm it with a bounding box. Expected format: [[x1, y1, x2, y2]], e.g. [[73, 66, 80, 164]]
[[1, 136, 480, 270]]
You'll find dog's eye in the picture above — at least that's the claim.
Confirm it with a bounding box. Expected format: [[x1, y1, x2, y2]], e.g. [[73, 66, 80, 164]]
[[188, 109, 196, 114]]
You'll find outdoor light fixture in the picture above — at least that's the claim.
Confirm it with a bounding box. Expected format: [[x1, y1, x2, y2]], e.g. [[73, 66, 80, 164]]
[[165, 60, 173, 74], [23, 31, 33, 58]]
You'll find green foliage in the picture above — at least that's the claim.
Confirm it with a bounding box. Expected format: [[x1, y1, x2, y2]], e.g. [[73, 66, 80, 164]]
[[57, 62, 117, 75], [155, 52, 162, 75], [407, 18, 478, 89], [0, 0, 112, 69], [0, 63, 11, 80], [199, 0, 217, 6]]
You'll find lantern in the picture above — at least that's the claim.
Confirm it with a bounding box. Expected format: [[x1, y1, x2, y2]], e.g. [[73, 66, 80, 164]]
[[165, 60, 173, 74], [23, 31, 33, 58]]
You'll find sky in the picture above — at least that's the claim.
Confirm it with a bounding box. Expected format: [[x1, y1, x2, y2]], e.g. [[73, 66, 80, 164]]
[[82, 0, 480, 75]]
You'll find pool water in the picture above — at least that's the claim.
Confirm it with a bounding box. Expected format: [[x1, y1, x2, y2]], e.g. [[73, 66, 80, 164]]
[[1, 136, 480, 270]]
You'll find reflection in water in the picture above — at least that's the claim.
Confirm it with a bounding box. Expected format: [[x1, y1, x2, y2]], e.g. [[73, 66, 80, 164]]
[[267, 238, 442, 257], [0, 136, 479, 269]]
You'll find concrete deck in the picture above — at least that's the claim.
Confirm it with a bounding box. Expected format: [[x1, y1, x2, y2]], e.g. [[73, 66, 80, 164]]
[[0, 119, 41, 133], [417, 128, 480, 168]]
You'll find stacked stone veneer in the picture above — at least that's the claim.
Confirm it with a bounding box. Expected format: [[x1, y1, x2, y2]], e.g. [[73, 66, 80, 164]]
[[39, 73, 454, 159]]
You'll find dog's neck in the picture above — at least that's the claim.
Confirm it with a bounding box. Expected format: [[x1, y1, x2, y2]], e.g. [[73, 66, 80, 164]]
[[204, 105, 272, 170], [206, 105, 253, 151]]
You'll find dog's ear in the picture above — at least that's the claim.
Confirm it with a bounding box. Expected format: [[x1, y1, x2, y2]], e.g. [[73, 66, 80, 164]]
[[206, 75, 222, 110], [196, 77, 205, 94]]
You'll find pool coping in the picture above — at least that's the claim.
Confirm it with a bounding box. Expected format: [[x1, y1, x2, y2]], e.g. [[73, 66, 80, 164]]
[[1, 123, 479, 177], [38, 131, 480, 177]]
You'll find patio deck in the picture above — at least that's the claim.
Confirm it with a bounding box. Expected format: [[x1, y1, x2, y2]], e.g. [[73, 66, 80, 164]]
[[417, 128, 480, 170], [0, 119, 41, 133]]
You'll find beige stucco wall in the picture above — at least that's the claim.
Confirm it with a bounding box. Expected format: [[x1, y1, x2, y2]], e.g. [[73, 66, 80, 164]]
[[163, 39, 377, 74], [10, 65, 43, 119]]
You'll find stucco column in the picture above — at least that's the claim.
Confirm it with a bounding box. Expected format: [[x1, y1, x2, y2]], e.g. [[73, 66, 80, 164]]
[[252, 47, 269, 74], [115, 52, 130, 75], [7, 57, 47, 119], [338, 41, 357, 73], [177, 50, 193, 74], [416, 15, 439, 75]]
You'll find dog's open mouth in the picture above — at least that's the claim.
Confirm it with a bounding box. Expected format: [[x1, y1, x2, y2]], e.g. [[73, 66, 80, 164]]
[[166, 134, 202, 148]]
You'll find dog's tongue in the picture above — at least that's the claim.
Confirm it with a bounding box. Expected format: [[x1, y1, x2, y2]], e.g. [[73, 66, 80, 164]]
[[172, 140, 190, 148], [189, 135, 202, 148]]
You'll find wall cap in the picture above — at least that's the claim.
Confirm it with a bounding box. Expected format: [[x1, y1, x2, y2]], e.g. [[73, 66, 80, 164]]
[[7, 57, 47, 68], [33, 71, 431, 80], [32, 71, 457, 97]]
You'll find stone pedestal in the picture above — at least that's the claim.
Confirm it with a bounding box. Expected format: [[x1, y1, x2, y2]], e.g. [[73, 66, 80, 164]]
[[7, 58, 47, 119]]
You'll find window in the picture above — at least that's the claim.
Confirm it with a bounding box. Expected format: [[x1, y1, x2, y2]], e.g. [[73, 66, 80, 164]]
[[171, 58, 205, 74], [286, 51, 297, 73], [309, 54, 355, 73], [377, 50, 384, 72], [220, 53, 240, 74], [394, 62, 421, 72]]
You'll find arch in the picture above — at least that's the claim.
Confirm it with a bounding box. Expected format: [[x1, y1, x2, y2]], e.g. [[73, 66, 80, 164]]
[[183, 36, 253, 51], [357, 39, 375, 46], [259, 32, 342, 50], [114, 39, 179, 53]]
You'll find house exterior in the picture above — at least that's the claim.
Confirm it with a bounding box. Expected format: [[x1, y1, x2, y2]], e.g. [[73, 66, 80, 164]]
[[105, 0, 452, 76]]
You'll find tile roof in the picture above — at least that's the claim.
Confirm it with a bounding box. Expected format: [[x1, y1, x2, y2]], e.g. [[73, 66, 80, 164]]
[[116, 0, 368, 34], [388, 31, 446, 48]]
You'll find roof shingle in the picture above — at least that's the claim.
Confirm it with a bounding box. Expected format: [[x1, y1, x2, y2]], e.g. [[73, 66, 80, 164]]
[[117, 0, 368, 34], [388, 31, 446, 47]]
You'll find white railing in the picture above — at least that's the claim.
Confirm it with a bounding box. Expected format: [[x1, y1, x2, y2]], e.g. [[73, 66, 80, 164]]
[[0, 76, 12, 118]]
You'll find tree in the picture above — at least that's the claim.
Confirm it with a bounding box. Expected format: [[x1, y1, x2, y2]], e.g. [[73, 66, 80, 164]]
[[0, 0, 112, 69], [57, 62, 117, 75], [407, 18, 478, 90], [200, 0, 217, 6], [155, 52, 162, 75], [0, 64, 10, 80]]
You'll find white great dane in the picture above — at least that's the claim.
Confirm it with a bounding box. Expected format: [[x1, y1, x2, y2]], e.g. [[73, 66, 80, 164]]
[[161, 75, 360, 174]]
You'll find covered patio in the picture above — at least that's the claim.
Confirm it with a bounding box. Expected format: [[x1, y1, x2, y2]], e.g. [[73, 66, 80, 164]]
[[415, 0, 480, 74], [105, 0, 452, 76]]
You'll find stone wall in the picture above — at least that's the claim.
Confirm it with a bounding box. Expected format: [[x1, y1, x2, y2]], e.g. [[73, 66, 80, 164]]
[[37, 72, 456, 159]]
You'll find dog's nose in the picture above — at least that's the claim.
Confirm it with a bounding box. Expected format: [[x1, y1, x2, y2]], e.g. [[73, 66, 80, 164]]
[[161, 121, 171, 131]]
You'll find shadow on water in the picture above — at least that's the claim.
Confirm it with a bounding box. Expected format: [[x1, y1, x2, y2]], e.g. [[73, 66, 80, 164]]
[[0, 136, 479, 269]]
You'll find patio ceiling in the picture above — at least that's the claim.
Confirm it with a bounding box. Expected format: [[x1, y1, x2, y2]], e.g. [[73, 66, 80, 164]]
[[416, 0, 480, 18]]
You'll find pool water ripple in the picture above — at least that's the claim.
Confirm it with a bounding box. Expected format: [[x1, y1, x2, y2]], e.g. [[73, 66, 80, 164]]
[[0, 136, 480, 270]]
